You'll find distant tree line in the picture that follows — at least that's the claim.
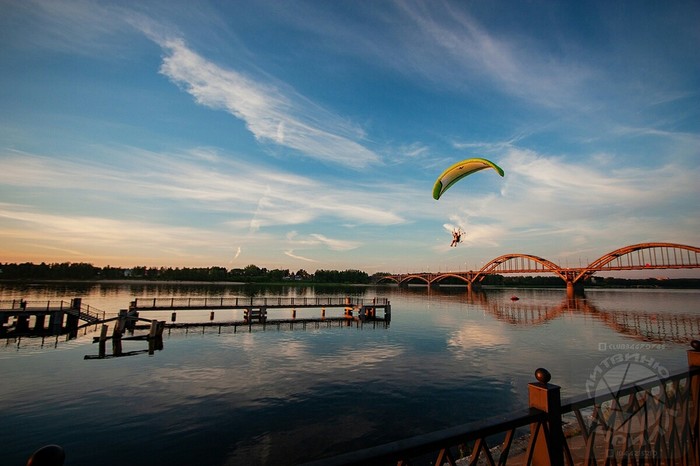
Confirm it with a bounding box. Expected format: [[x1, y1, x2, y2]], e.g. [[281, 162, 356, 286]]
[[0, 262, 373, 284], [0, 262, 698, 288]]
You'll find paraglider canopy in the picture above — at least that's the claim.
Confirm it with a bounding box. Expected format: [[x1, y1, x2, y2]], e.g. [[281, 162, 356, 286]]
[[432, 157, 504, 200]]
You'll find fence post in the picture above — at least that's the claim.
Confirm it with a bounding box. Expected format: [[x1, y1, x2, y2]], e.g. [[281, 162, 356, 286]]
[[689, 340, 700, 466], [528, 368, 564, 466], [70, 298, 81, 311]]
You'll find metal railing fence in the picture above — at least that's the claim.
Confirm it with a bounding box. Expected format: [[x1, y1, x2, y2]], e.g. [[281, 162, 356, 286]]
[[303, 345, 700, 466]]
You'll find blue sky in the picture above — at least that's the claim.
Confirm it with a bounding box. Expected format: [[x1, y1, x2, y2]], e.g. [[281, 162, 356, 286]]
[[1, 0, 699, 274]]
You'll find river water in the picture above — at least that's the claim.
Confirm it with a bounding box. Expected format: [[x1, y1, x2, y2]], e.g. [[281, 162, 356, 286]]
[[0, 282, 698, 465]]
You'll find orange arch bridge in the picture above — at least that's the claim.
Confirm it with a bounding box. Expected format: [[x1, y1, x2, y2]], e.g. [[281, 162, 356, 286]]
[[378, 242, 700, 296]]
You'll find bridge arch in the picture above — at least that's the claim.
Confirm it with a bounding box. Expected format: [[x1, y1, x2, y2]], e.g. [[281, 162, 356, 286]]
[[474, 254, 567, 283], [375, 275, 400, 285], [574, 242, 700, 283], [396, 274, 431, 286], [430, 273, 471, 286]]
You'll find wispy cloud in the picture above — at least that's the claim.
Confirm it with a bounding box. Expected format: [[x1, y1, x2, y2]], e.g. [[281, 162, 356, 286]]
[[0, 202, 234, 264], [284, 250, 317, 262], [0, 147, 405, 228], [309, 234, 360, 251], [152, 37, 379, 168], [6, 0, 130, 55], [0, 144, 416, 266], [395, 1, 590, 106], [276, 0, 592, 109]]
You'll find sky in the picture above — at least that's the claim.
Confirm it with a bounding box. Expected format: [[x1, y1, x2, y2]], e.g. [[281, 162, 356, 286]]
[[1, 0, 699, 275]]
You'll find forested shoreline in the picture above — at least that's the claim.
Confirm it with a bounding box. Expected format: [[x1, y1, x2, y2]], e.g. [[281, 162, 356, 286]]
[[0, 262, 374, 283], [1, 262, 699, 289]]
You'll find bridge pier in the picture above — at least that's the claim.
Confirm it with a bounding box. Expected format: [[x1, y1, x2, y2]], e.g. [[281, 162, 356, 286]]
[[566, 281, 584, 298]]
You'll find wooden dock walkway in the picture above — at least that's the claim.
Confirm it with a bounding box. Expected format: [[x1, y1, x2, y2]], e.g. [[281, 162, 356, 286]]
[[1, 296, 391, 343], [129, 296, 391, 324], [83, 296, 391, 359], [130, 296, 389, 311], [0, 298, 104, 337]]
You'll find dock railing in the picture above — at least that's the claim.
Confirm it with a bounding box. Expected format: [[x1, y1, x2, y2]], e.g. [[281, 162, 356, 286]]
[[0, 299, 105, 326], [0, 299, 70, 310], [303, 341, 700, 466], [132, 296, 388, 309]]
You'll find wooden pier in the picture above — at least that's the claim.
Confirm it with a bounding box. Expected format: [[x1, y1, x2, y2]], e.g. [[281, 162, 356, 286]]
[[129, 296, 391, 325], [0, 298, 103, 338], [2, 296, 391, 351], [82, 297, 391, 359]]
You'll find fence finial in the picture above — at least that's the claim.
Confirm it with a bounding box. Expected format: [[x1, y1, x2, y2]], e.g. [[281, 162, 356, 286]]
[[535, 367, 551, 384], [26, 444, 65, 466]]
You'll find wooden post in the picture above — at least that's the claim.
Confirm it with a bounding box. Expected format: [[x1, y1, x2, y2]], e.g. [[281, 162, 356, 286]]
[[528, 368, 564, 466], [49, 311, 63, 334], [66, 312, 79, 337], [34, 314, 46, 331], [126, 309, 138, 331], [112, 322, 122, 357], [16, 314, 30, 332], [149, 320, 159, 338], [98, 324, 108, 358], [99, 324, 108, 341], [148, 321, 164, 355]]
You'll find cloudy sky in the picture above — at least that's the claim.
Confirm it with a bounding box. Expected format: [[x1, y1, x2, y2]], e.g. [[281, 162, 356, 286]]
[[1, 0, 698, 274]]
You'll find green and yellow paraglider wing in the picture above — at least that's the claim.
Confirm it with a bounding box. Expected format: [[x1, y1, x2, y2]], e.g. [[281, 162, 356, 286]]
[[432, 157, 505, 200]]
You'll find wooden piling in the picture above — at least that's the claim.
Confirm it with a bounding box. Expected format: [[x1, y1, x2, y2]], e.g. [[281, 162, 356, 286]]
[[149, 320, 159, 338], [98, 324, 108, 358], [34, 314, 46, 331]]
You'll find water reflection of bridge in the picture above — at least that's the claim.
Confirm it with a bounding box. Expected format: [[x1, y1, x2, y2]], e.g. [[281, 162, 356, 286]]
[[379, 242, 700, 297], [453, 291, 698, 344]]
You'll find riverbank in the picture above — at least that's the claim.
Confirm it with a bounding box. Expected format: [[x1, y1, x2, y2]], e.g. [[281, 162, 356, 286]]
[[2, 278, 700, 289]]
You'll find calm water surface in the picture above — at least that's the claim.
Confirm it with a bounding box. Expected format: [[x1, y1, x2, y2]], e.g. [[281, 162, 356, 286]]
[[0, 283, 698, 465]]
